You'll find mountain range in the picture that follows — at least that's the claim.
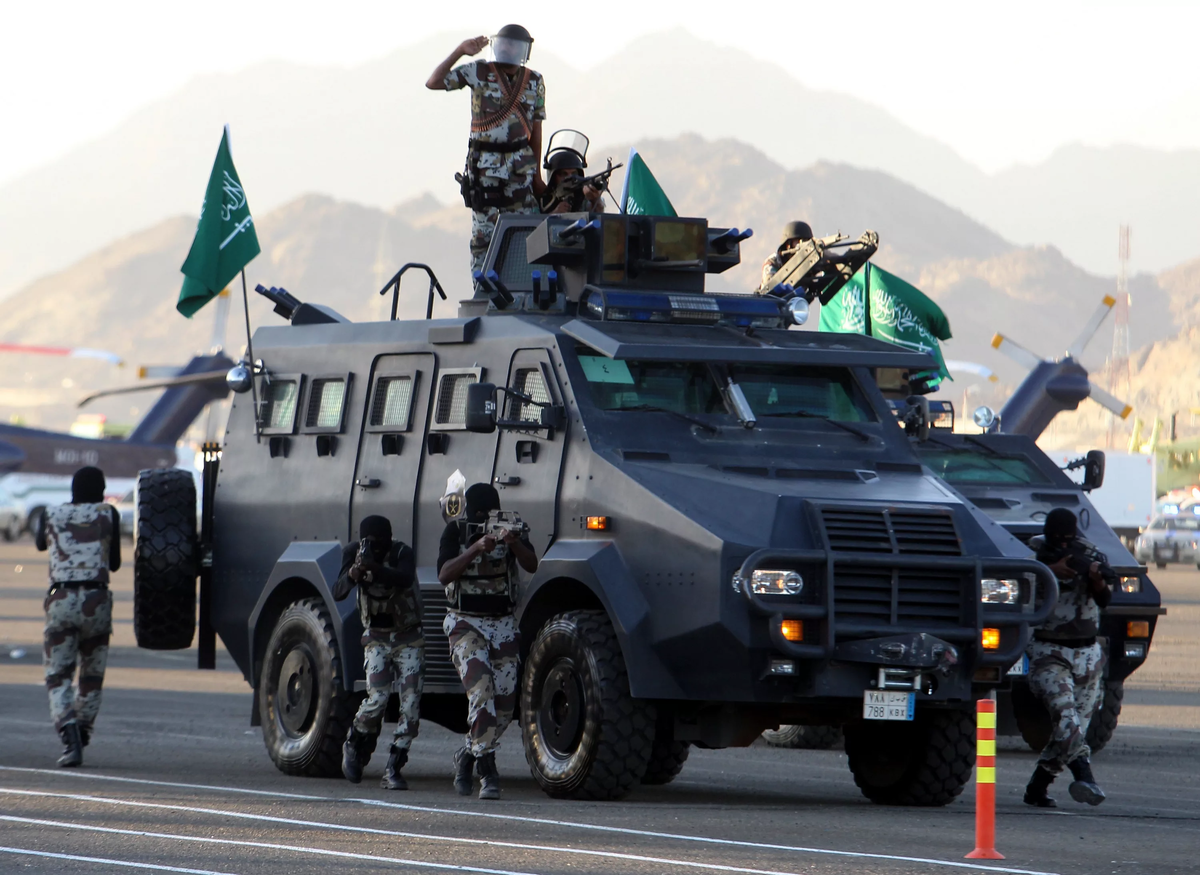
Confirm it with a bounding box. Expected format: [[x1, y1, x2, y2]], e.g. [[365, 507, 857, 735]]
[[1, 29, 1197, 303]]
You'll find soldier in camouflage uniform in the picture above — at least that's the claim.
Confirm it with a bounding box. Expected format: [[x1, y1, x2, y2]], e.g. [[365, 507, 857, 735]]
[[437, 483, 538, 800], [1024, 507, 1112, 808], [760, 220, 814, 290], [427, 26, 547, 274], [35, 466, 121, 767], [332, 515, 424, 790]]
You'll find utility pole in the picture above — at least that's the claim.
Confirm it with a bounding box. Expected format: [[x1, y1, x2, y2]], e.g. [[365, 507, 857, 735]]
[[1107, 225, 1131, 449]]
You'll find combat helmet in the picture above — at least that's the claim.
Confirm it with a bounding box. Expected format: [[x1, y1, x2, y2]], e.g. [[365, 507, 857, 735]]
[[492, 24, 534, 65]]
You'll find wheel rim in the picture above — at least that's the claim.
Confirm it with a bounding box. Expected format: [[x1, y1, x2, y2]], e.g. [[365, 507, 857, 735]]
[[277, 645, 317, 737], [536, 657, 585, 758]]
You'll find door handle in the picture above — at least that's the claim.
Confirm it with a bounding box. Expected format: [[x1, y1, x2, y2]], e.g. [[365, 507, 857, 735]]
[[356, 478, 382, 489], [495, 475, 521, 486]]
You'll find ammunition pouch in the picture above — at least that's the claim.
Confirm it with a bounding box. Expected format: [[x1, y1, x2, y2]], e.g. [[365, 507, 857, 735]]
[[456, 138, 532, 211], [456, 593, 514, 616]]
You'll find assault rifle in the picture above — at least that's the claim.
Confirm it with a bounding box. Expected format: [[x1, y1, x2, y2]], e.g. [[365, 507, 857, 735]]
[[547, 159, 623, 213], [757, 230, 879, 304]]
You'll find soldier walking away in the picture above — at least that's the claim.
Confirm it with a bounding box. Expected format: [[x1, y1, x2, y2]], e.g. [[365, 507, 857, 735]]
[[760, 220, 814, 290], [333, 515, 424, 790], [1024, 508, 1113, 808], [35, 466, 120, 767], [437, 483, 538, 799], [426, 26, 547, 274]]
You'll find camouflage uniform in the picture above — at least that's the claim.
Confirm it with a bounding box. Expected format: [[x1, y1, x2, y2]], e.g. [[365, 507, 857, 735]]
[[444, 60, 546, 273], [761, 252, 785, 290], [439, 523, 530, 756], [40, 503, 118, 734], [1028, 535, 1111, 774]]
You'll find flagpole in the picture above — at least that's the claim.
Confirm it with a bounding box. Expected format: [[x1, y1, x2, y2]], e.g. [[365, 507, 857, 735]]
[[240, 269, 261, 443]]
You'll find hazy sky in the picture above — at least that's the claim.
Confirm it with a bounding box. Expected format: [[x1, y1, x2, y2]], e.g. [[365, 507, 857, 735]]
[[3, 0, 1197, 186]]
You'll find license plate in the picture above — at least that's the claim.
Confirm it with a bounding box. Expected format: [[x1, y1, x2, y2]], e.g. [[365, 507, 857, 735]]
[[1007, 655, 1029, 676], [863, 690, 915, 721]]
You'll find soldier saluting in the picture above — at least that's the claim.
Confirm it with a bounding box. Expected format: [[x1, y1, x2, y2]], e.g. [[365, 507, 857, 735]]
[[427, 26, 547, 274], [36, 466, 121, 767]]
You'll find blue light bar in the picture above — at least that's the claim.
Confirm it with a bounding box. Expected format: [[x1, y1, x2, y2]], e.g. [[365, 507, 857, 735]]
[[582, 290, 784, 329]]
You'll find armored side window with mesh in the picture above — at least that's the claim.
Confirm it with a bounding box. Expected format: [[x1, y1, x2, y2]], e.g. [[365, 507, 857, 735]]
[[263, 380, 298, 430], [305, 379, 346, 429], [371, 376, 413, 428], [493, 227, 537, 289], [435, 373, 477, 426], [507, 367, 550, 422]]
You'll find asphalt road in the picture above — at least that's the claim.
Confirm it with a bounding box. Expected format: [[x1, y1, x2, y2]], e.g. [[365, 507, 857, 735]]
[[2, 540, 1198, 875]]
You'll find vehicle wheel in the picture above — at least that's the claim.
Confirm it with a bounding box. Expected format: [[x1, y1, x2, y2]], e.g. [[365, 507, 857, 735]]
[[521, 609, 655, 800], [133, 469, 198, 650], [843, 708, 975, 806], [1086, 677, 1124, 754], [1011, 680, 1052, 752], [1155, 561, 1168, 569], [762, 724, 843, 750], [641, 713, 690, 785], [2, 517, 20, 542], [259, 597, 366, 776]]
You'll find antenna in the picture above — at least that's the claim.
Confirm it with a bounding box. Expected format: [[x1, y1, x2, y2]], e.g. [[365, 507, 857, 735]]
[[1107, 225, 1131, 448]]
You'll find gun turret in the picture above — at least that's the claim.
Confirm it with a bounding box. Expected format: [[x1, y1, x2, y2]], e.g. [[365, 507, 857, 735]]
[[254, 284, 347, 325], [757, 230, 879, 305]]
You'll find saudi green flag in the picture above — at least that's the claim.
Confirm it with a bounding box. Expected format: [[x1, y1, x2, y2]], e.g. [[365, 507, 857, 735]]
[[177, 126, 261, 318], [818, 262, 953, 383], [619, 148, 677, 216]]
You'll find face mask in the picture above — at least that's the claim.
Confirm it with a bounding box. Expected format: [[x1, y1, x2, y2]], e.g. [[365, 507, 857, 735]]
[[492, 37, 530, 66]]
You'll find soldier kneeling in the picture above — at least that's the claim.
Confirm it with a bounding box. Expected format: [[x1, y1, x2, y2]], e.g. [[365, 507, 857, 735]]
[[437, 484, 538, 800], [334, 515, 424, 789]]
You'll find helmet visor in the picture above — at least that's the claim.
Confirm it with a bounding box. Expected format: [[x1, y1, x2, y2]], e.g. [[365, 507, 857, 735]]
[[491, 36, 531, 65]]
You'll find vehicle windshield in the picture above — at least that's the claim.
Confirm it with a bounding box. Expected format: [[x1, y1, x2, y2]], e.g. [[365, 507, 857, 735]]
[[576, 354, 875, 422], [1149, 515, 1200, 530], [919, 446, 1052, 486]]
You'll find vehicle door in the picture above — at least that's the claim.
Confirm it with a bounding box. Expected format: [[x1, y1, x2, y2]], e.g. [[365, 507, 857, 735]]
[[491, 348, 569, 556]]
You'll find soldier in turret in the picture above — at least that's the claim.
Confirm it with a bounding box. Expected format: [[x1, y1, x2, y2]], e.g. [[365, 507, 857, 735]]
[[437, 483, 537, 800], [1024, 507, 1112, 808], [36, 466, 121, 767], [760, 220, 813, 290]]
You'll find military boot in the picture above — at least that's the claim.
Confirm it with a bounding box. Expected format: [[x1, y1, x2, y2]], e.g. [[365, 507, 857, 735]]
[[79, 725, 91, 748], [381, 745, 409, 791], [452, 746, 475, 796], [476, 751, 501, 801], [57, 722, 83, 768], [1067, 757, 1106, 806], [1023, 765, 1057, 808], [342, 726, 366, 784]]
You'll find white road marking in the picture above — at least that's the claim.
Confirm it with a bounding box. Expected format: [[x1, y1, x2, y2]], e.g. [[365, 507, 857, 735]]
[[0, 777, 1060, 875], [0, 816, 532, 875], [0, 845, 239, 874]]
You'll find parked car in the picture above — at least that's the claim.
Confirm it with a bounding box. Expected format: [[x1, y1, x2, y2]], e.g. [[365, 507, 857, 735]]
[[1134, 511, 1200, 568]]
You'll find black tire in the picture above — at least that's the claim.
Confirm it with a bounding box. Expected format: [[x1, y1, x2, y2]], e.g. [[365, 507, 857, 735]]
[[2, 516, 20, 542], [1086, 677, 1124, 754], [763, 724, 843, 750], [521, 609, 655, 800], [641, 713, 690, 785], [1155, 561, 1168, 569], [843, 708, 975, 806], [133, 468, 198, 650], [259, 597, 367, 776]]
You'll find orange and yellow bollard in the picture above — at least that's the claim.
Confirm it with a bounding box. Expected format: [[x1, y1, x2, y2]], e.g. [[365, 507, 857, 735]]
[[965, 697, 1004, 860]]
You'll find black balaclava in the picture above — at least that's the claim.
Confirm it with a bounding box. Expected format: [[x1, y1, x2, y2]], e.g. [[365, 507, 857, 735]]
[[1044, 508, 1078, 543], [71, 466, 106, 504], [359, 515, 392, 558], [464, 483, 501, 523]]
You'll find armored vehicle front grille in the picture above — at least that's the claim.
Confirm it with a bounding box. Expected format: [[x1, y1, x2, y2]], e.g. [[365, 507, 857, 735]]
[[420, 588, 460, 687], [820, 507, 962, 556], [835, 566, 967, 628], [494, 226, 537, 289]]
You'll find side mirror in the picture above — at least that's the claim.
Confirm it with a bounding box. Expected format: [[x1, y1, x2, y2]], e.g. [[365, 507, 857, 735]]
[[465, 382, 497, 433], [1082, 449, 1105, 492], [903, 394, 930, 442]]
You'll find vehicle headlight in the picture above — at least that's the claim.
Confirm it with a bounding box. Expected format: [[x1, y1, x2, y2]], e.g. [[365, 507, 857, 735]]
[[749, 569, 804, 596], [980, 577, 1020, 604], [1120, 576, 1141, 593]]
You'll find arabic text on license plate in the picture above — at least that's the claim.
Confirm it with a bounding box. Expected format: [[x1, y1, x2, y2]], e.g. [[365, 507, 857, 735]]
[[1007, 655, 1029, 676], [863, 690, 915, 721]]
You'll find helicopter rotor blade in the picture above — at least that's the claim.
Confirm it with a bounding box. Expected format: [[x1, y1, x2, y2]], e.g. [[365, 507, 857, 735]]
[[990, 333, 1043, 371], [1066, 295, 1118, 360], [1087, 381, 1133, 419], [944, 360, 999, 382], [77, 370, 230, 408]]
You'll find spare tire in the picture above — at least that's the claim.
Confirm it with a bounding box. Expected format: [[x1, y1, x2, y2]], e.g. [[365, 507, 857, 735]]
[[133, 468, 198, 650], [763, 724, 843, 750]]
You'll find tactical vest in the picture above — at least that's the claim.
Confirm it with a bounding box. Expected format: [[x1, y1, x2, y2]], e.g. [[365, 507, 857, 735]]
[[447, 521, 518, 616], [45, 503, 113, 585], [357, 546, 420, 636], [1035, 536, 1104, 640]]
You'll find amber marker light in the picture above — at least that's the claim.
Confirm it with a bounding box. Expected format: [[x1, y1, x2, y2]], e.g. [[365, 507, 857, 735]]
[[1126, 621, 1150, 638], [981, 628, 1001, 650], [781, 620, 804, 642], [586, 516, 609, 531]]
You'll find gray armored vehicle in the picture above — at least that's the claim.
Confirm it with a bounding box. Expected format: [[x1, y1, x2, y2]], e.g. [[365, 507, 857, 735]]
[[132, 211, 1060, 804]]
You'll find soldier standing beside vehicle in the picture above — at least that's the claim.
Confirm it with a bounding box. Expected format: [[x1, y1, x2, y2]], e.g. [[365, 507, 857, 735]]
[[333, 515, 423, 790], [36, 466, 120, 768], [437, 483, 538, 800], [426, 26, 546, 274], [1024, 507, 1112, 808], [760, 220, 814, 290]]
